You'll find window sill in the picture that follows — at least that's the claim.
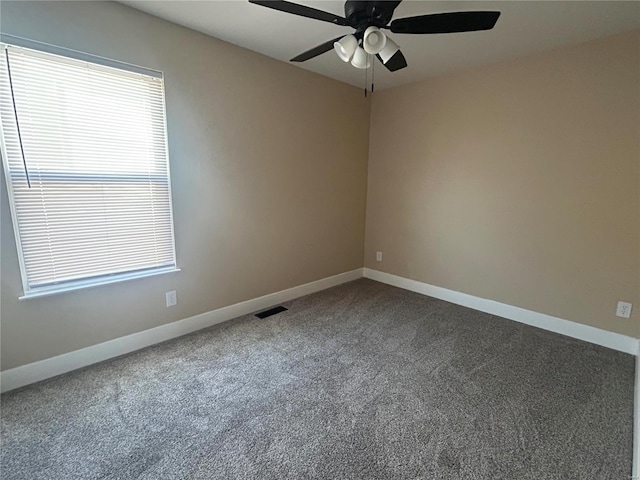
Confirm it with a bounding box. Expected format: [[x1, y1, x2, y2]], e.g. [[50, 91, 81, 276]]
[[19, 267, 181, 300]]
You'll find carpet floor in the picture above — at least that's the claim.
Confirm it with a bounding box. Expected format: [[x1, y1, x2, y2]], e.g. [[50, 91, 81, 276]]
[[1, 279, 635, 479]]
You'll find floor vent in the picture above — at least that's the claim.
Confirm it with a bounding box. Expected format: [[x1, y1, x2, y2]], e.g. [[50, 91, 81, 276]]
[[255, 306, 288, 319]]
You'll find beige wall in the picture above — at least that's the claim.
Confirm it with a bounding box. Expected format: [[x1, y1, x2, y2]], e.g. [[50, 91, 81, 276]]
[[1, 2, 637, 373], [365, 30, 640, 338], [0, 1, 370, 370]]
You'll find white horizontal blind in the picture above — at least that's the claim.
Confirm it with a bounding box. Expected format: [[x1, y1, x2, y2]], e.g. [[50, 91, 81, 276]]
[[0, 44, 176, 294]]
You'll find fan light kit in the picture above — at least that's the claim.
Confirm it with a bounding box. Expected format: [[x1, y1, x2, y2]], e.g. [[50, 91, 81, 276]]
[[249, 0, 501, 74], [334, 26, 388, 69]]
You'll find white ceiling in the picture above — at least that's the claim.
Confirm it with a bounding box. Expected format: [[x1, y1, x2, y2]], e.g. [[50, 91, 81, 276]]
[[120, 0, 640, 90]]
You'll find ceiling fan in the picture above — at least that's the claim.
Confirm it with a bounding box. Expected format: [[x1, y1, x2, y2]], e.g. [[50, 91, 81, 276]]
[[248, 0, 500, 72]]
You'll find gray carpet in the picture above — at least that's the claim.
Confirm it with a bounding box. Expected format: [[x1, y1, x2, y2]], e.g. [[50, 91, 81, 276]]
[[1, 279, 635, 479]]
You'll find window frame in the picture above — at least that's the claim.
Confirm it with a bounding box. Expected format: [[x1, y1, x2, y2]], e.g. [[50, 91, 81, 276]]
[[0, 34, 180, 299]]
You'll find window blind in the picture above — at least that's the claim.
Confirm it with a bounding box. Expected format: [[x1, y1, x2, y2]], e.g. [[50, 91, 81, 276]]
[[0, 43, 177, 296]]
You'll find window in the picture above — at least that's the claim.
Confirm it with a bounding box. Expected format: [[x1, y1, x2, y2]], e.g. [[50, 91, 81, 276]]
[[0, 41, 177, 298]]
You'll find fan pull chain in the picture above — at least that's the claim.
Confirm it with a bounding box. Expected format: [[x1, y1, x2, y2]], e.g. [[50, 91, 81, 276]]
[[371, 57, 375, 94], [364, 56, 368, 98], [4, 48, 31, 188]]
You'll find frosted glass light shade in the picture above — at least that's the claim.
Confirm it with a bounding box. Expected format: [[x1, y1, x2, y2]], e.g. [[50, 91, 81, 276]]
[[363, 26, 387, 54], [350, 46, 371, 69], [379, 37, 400, 64], [333, 35, 358, 62]]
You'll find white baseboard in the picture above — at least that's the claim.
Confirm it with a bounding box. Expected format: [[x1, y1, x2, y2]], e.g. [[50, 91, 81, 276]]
[[2, 266, 637, 385], [363, 268, 639, 356], [0, 268, 364, 393]]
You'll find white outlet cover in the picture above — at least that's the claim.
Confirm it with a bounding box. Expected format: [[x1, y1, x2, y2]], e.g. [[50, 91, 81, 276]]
[[615, 301, 632, 318], [376, 251, 383, 262], [166, 290, 177, 307]]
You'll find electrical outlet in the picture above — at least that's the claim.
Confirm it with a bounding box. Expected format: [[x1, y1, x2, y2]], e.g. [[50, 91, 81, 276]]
[[376, 251, 383, 262], [166, 290, 177, 307], [616, 301, 632, 319]]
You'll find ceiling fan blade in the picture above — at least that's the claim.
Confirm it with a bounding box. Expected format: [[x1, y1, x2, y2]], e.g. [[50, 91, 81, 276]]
[[390, 11, 500, 34], [376, 51, 407, 72], [249, 0, 347, 26], [291, 36, 344, 62]]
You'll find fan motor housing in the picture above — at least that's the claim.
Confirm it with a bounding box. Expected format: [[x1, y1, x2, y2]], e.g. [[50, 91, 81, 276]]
[[344, 0, 398, 30]]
